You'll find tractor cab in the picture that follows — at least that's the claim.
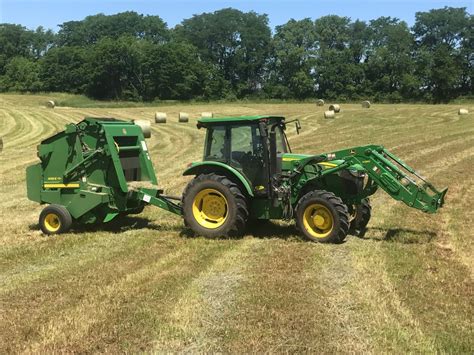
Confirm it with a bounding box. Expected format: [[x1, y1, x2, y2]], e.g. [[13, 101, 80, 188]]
[[196, 116, 290, 195]]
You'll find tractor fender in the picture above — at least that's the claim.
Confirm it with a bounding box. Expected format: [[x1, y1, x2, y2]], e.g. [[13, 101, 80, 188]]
[[183, 161, 254, 197]]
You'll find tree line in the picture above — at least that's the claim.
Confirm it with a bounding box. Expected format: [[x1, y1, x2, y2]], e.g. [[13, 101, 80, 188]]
[[0, 7, 472, 103]]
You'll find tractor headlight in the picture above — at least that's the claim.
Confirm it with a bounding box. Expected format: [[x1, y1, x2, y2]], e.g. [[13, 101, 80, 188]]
[[348, 169, 365, 178]]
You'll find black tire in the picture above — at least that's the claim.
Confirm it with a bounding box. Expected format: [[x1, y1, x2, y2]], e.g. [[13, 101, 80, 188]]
[[39, 204, 73, 235], [182, 173, 249, 238], [295, 190, 349, 243], [349, 198, 371, 235]]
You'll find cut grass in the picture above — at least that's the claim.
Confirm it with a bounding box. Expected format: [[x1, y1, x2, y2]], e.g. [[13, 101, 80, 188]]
[[0, 94, 472, 352]]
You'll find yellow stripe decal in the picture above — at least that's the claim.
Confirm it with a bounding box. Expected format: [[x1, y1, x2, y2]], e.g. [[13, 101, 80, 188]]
[[318, 162, 338, 167], [44, 183, 80, 189], [282, 157, 300, 161]]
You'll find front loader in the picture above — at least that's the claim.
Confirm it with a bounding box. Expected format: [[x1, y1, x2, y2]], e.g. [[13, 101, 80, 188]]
[[26, 115, 446, 243]]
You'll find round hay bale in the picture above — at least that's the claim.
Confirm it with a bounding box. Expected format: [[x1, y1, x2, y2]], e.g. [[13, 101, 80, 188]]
[[155, 112, 167, 123], [458, 108, 469, 115], [46, 100, 55, 108], [324, 110, 335, 119], [0, 136, 3, 153], [361, 100, 371, 108], [133, 119, 151, 138], [328, 104, 340, 113], [201, 112, 213, 118], [179, 112, 189, 123], [316, 99, 325, 106]]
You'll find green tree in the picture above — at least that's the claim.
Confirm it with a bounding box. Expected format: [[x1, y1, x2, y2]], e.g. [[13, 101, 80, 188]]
[[413, 7, 470, 102], [141, 42, 208, 100], [85, 36, 143, 100], [267, 19, 317, 99], [459, 15, 473, 97], [0, 56, 42, 92], [58, 11, 168, 46], [365, 17, 416, 101], [314, 15, 363, 99], [0, 24, 34, 73], [31, 26, 56, 58], [40, 46, 88, 93], [174, 8, 272, 97]]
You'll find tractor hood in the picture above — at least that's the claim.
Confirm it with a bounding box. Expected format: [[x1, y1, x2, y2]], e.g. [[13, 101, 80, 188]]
[[281, 153, 347, 171]]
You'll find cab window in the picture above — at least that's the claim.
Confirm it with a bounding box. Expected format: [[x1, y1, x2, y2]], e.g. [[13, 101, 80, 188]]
[[204, 126, 227, 161], [275, 126, 288, 154]]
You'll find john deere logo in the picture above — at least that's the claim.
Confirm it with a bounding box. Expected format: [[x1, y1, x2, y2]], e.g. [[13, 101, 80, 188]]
[[122, 128, 127, 134]]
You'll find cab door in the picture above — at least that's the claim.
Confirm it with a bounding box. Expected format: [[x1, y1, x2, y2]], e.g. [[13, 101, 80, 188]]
[[229, 124, 269, 194]]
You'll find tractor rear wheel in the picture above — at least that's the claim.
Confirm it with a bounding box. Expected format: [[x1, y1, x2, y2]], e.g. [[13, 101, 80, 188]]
[[39, 204, 72, 235], [349, 198, 372, 235], [182, 173, 249, 238], [296, 190, 349, 243]]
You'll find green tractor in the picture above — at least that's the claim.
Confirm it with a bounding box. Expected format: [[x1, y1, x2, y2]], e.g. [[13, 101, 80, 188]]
[[181, 115, 446, 242], [26, 115, 446, 243]]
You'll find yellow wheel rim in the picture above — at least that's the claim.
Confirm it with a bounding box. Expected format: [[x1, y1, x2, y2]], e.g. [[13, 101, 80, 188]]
[[44, 213, 61, 233], [192, 188, 228, 229], [302, 203, 334, 238]]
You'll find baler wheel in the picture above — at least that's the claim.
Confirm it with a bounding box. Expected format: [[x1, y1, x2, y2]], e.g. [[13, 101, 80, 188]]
[[39, 204, 72, 235], [349, 198, 371, 235], [182, 173, 248, 238], [296, 190, 349, 243]]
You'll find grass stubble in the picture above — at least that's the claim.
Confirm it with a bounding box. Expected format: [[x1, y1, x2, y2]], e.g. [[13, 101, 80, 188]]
[[0, 94, 472, 352]]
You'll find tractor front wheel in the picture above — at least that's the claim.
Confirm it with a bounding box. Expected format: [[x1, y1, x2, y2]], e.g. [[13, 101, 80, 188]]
[[39, 204, 72, 235], [182, 173, 249, 238], [349, 198, 372, 235], [296, 190, 349, 243]]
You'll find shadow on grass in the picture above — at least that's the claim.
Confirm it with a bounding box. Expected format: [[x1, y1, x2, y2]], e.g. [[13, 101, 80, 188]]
[[28, 215, 183, 236], [33, 217, 426, 244], [179, 220, 303, 241], [360, 226, 437, 244], [30, 217, 299, 240]]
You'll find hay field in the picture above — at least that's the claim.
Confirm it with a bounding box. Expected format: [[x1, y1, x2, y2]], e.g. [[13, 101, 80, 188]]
[[0, 94, 473, 352]]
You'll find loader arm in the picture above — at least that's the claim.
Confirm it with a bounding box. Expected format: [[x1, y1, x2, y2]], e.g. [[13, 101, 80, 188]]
[[322, 145, 447, 213]]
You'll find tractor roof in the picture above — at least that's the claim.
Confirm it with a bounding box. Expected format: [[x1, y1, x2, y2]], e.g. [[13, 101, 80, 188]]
[[198, 115, 285, 125]]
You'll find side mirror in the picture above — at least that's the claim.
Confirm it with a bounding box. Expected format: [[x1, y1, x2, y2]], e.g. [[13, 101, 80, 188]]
[[295, 120, 301, 135], [285, 118, 301, 135]]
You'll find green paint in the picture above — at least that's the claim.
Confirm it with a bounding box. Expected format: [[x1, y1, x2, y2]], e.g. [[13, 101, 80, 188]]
[[183, 161, 254, 197], [198, 115, 285, 124], [26, 115, 446, 234], [26, 117, 177, 224]]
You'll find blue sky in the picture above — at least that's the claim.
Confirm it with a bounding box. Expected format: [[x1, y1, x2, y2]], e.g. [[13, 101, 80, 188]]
[[0, 0, 472, 31]]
